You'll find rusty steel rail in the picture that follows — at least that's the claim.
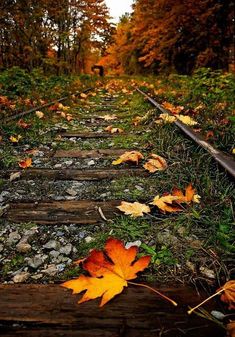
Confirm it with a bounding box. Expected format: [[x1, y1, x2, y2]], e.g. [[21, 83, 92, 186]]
[[137, 88, 235, 179], [1, 87, 92, 123]]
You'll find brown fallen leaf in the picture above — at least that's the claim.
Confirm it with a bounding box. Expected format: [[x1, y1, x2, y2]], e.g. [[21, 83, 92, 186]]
[[132, 116, 142, 126], [227, 321, 235, 337], [143, 154, 167, 173], [117, 201, 151, 217], [17, 119, 31, 129], [112, 151, 144, 165], [150, 195, 183, 213], [218, 280, 235, 310], [18, 158, 32, 169]]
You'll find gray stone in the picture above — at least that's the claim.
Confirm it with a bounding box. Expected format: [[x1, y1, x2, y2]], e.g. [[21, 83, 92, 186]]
[[0, 244, 3, 252], [43, 240, 60, 250], [57, 264, 66, 272], [16, 242, 32, 253], [59, 243, 73, 256], [135, 185, 144, 191], [13, 272, 30, 283], [31, 273, 43, 280], [64, 160, 73, 166], [85, 236, 93, 243], [27, 254, 47, 269], [42, 264, 58, 276], [66, 188, 77, 196], [87, 160, 95, 166], [54, 163, 62, 169], [49, 250, 60, 259], [7, 231, 21, 245]]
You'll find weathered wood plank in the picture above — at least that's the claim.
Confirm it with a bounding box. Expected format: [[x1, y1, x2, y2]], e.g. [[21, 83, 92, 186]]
[[54, 149, 128, 158], [0, 285, 223, 337], [1, 168, 147, 181], [59, 132, 116, 138], [4, 200, 121, 224]]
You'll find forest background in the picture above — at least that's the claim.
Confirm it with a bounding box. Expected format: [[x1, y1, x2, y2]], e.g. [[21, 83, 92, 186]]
[[0, 0, 234, 76]]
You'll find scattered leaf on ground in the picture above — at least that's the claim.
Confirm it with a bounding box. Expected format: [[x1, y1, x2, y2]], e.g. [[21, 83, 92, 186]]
[[9, 171, 22, 181], [62, 237, 151, 306], [172, 184, 201, 203], [218, 280, 235, 310], [176, 115, 198, 126], [9, 135, 22, 143], [117, 201, 151, 217], [105, 126, 124, 134], [100, 114, 118, 121], [17, 119, 31, 129], [112, 151, 144, 165], [18, 158, 32, 169], [143, 154, 167, 172], [35, 111, 44, 119], [150, 195, 182, 213], [162, 102, 184, 114], [158, 113, 176, 123]]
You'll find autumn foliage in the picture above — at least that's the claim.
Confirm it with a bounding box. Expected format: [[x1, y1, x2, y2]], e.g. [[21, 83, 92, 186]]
[[101, 0, 233, 74]]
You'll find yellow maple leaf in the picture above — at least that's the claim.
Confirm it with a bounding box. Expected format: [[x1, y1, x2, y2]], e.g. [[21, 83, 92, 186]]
[[159, 113, 176, 123], [176, 115, 198, 126], [62, 238, 151, 306], [35, 111, 44, 119], [112, 151, 144, 165], [117, 201, 151, 217], [150, 195, 182, 213], [143, 154, 167, 173], [9, 135, 22, 143], [101, 114, 118, 121], [80, 93, 87, 99]]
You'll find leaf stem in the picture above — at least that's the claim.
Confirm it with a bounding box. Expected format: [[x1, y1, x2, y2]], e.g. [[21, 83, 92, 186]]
[[187, 288, 224, 315], [128, 281, 177, 306]]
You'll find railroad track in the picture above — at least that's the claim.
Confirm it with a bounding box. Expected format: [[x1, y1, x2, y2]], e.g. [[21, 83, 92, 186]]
[[0, 81, 232, 336]]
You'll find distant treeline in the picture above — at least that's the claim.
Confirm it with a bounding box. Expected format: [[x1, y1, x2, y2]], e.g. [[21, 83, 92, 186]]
[[0, 0, 113, 74], [101, 0, 234, 74]]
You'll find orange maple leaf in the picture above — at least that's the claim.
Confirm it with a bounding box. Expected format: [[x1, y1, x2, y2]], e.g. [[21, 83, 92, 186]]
[[172, 184, 200, 204], [62, 238, 151, 306], [112, 151, 144, 165], [105, 125, 124, 134], [18, 158, 32, 169], [143, 154, 167, 173], [150, 195, 183, 213], [117, 201, 151, 217]]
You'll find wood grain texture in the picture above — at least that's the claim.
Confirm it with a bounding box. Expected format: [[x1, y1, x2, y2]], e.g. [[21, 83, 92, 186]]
[[54, 149, 128, 158], [0, 284, 223, 337], [59, 132, 116, 138], [4, 200, 121, 224], [0, 168, 147, 181]]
